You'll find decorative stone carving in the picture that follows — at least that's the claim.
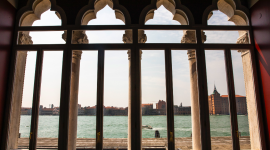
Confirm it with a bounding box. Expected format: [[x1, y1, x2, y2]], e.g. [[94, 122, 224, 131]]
[[123, 30, 132, 43], [19, 32, 33, 45], [237, 32, 249, 44], [237, 33, 250, 57], [138, 29, 147, 43], [122, 29, 147, 44], [62, 31, 89, 44], [72, 31, 89, 44], [181, 31, 206, 43]]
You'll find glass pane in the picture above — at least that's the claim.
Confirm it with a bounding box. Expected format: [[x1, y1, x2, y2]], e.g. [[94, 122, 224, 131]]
[[172, 50, 192, 149], [84, 31, 125, 44], [144, 30, 186, 43], [231, 50, 251, 149], [75, 51, 98, 148], [103, 50, 129, 148], [37, 51, 63, 148], [18, 31, 66, 45], [205, 50, 232, 149], [204, 31, 250, 44], [141, 50, 167, 148]]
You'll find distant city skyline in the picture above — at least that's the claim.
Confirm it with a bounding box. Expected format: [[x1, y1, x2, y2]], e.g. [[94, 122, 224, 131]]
[[21, 5, 246, 109]]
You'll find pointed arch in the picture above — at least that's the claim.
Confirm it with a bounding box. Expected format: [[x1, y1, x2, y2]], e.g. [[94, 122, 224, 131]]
[[17, 0, 66, 26], [203, 0, 249, 26], [76, 0, 131, 25], [203, 0, 250, 37], [140, 0, 193, 25]]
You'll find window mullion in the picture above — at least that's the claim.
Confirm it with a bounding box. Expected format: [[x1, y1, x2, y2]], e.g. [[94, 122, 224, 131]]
[[224, 48, 240, 150], [96, 49, 105, 150], [164, 48, 175, 149], [58, 30, 73, 150], [196, 29, 211, 150], [29, 49, 44, 150]]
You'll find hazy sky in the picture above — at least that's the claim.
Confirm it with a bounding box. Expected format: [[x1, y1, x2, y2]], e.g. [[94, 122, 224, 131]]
[[21, 5, 246, 108]]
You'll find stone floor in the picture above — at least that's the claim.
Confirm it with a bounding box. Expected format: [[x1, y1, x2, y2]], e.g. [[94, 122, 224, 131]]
[[17, 136, 251, 150]]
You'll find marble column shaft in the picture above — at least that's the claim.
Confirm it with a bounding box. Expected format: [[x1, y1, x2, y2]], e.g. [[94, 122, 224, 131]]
[[237, 33, 262, 150], [182, 30, 206, 150], [123, 29, 146, 150], [67, 31, 88, 150]]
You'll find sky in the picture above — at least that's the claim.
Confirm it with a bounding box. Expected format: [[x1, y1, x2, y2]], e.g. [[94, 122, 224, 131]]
[[21, 5, 247, 108]]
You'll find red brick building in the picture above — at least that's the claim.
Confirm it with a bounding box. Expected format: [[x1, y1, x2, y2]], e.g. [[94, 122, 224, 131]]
[[208, 85, 247, 115], [156, 100, 166, 109]]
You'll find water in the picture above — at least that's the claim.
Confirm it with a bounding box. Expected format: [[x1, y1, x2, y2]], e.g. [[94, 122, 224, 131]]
[[19, 115, 249, 138]]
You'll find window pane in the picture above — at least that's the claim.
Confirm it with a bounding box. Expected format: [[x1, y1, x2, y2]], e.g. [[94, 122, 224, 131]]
[[103, 50, 129, 148], [203, 31, 250, 44], [231, 50, 251, 149], [141, 50, 167, 147], [205, 50, 232, 149], [75, 51, 98, 148], [172, 50, 192, 149], [37, 51, 63, 148]]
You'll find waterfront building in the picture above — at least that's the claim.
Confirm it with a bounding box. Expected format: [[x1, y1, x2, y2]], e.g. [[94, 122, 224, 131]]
[[174, 103, 191, 115], [208, 85, 247, 115], [20, 107, 31, 115], [156, 100, 166, 109]]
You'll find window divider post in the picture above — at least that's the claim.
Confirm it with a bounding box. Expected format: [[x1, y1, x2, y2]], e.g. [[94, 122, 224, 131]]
[[29, 49, 44, 150], [164, 48, 175, 149], [58, 30, 73, 150], [96, 49, 105, 150], [224, 48, 240, 150]]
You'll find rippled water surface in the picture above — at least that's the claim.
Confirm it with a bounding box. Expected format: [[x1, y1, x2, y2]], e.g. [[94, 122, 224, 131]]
[[19, 115, 249, 138]]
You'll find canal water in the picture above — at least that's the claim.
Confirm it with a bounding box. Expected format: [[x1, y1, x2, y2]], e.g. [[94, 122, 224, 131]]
[[19, 115, 249, 138]]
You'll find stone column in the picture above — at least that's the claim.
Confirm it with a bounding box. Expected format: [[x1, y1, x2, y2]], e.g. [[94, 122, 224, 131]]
[[237, 33, 262, 150], [8, 32, 32, 149], [65, 31, 88, 150], [181, 30, 206, 150], [123, 29, 146, 150]]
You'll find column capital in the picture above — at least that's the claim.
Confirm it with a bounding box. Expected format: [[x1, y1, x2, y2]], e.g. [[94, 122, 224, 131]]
[[19, 32, 33, 45], [237, 32, 250, 57], [122, 29, 147, 44], [123, 30, 133, 43], [237, 32, 249, 44], [181, 30, 206, 44], [138, 29, 147, 43], [62, 31, 89, 44]]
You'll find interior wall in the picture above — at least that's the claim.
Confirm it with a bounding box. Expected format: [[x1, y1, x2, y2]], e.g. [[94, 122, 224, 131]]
[[0, 0, 16, 144], [250, 0, 270, 148]]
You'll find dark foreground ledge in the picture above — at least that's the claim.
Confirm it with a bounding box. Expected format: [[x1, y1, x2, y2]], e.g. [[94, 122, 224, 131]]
[[17, 136, 251, 150]]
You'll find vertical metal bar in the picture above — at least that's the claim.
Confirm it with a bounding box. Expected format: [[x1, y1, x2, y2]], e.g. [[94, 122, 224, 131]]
[[224, 49, 240, 150], [129, 29, 141, 150], [29, 49, 44, 150], [195, 29, 211, 150], [96, 49, 105, 150], [58, 30, 72, 150], [164, 49, 175, 150]]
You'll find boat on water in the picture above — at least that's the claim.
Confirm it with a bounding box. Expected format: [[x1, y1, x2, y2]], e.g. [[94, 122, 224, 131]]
[[142, 125, 152, 129]]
